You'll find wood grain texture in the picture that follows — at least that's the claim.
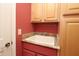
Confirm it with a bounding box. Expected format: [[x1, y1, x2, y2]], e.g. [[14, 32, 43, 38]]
[[59, 4, 79, 55]]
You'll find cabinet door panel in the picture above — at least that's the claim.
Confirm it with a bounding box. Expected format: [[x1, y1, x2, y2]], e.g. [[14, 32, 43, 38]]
[[44, 4, 58, 21], [59, 18, 79, 56], [67, 4, 79, 10], [31, 3, 43, 22], [65, 23, 79, 56], [61, 3, 79, 15]]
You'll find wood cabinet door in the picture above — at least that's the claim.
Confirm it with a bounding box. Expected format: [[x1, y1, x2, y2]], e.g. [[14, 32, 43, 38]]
[[31, 3, 43, 22], [67, 3, 79, 10], [59, 18, 79, 56], [43, 3, 59, 22], [61, 3, 79, 15], [65, 22, 79, 56]]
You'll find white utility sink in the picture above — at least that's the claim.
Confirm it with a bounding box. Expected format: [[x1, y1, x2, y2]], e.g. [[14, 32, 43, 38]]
[[23, 35, 59, 49]]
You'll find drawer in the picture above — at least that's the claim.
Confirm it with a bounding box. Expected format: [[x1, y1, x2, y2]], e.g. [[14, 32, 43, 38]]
[[22, 42, 57, 56], [23, 49, 35, 56]]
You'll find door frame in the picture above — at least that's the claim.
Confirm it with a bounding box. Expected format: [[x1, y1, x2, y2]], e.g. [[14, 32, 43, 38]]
[[11, 3, 16, 56]]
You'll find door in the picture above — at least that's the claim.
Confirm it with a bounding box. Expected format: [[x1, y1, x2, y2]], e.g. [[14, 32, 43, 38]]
[[31, 3, 43, 22], [67, 3, 79, 10], [65, 23, 79, 55], [0, 4, 16, 56], [61, 3, 79, 15], [59, 18, 79, 56], [43, 3, 58, 21]]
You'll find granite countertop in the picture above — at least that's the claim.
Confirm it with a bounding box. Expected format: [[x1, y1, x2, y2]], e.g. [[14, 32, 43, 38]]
[[22, 32, 60, 49]]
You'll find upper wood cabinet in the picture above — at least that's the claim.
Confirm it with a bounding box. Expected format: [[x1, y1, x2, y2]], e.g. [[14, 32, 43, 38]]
[[43, 3, 59, 22], [31, 3, 59, 23], [31, 3, 43, 22], [61, 3, 79, 15], [67, 4, 79, 10]]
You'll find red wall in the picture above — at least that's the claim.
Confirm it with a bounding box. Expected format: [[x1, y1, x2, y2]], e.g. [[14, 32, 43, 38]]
[[16, 3, 33, 34], [16, 3, 58, 56], [16, 3, 33, 56], [33, 23, 58, 34]]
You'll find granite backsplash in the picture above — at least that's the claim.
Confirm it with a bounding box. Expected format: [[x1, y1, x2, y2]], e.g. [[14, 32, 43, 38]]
[[22, 32, 57, 39]]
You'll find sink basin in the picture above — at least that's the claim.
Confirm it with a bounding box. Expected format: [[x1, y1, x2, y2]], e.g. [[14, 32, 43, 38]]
[[23, 35, 59, 49]]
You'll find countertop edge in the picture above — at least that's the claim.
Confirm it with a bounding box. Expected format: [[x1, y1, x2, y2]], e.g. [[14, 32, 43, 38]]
[[22, 40, 60, 50]]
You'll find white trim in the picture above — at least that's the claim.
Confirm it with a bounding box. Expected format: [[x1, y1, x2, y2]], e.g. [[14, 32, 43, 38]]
[[11, 3, 16, 56]]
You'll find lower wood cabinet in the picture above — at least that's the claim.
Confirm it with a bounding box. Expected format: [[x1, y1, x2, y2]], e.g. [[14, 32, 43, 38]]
[[22, 41, 57, 56]]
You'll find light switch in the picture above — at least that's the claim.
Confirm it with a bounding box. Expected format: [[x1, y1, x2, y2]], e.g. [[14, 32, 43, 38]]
[[18, 28, 22, 35]]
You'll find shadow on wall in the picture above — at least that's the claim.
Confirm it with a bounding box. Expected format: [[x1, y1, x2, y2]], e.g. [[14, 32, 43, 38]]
[[33, 23, 59, 34]]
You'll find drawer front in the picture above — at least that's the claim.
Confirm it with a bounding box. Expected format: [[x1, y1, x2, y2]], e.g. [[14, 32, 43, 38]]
[[23, 49, 35, 56], [22, 42, 57, 56]]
